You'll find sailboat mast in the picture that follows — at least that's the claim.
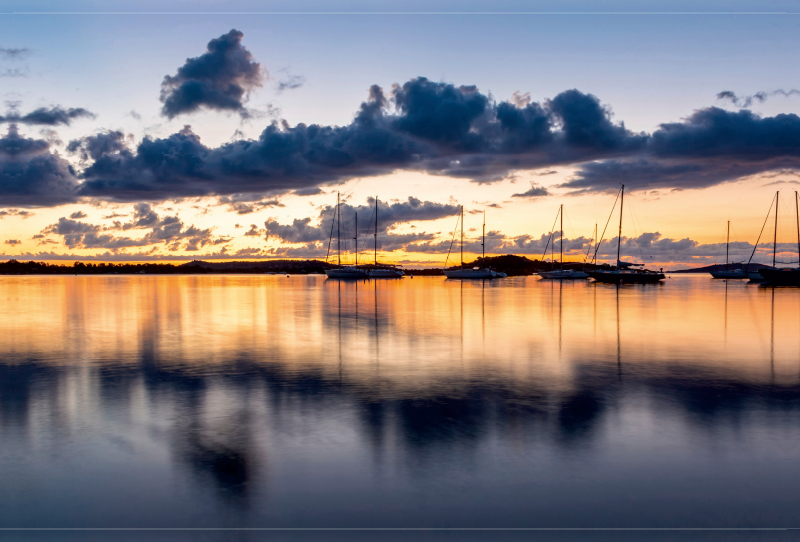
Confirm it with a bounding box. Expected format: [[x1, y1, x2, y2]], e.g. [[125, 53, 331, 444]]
[[726, 220, 730, 272], [773, 191, 779, 268], [375, 197, 378, 266], [355, 212, 358, 267], [617, 185, 625, 268], [460, 205, 464, 267], [560, 203, 564, 270], [482, 211, 485, 262], [337, 192, 341, 266]]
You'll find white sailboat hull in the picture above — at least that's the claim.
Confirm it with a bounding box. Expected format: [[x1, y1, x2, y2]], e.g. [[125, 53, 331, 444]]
[[325, 267, 370, 279]]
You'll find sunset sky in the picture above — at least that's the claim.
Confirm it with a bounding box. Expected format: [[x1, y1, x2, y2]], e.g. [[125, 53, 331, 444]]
[[2, 0, 800, 268]]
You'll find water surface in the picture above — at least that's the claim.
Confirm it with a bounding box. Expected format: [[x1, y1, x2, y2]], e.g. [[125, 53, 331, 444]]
[[1, 275, 799, 540]]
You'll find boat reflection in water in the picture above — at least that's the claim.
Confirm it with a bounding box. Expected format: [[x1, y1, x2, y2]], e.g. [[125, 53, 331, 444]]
[[1, 275, 799, 535]]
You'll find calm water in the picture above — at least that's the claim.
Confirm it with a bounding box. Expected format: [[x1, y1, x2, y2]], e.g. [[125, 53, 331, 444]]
[[2, 275, 800, 541]]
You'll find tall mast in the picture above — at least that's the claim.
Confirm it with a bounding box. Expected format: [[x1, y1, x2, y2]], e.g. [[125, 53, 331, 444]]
[[726, 220, 730, 272], [482, 211, 485, 262], [617, 185, 625, 268], [354, 212, 358, 267], [374, 196, 378, 266], [560, 203, 564, 270], [337, 192, 341, 266], [460, 205, 464, 267], [773, 191, 779, 268]]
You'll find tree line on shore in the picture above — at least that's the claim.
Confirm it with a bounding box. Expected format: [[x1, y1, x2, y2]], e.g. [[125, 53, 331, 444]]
[[0, 255, 617, 276]]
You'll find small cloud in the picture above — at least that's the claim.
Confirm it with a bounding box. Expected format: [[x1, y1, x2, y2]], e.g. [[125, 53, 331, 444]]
[[277, 74, 305, 93], [0, 48, 32, 60], [4, 239, 21, 245], [510, 91, 531, 107], [69, 211, 87, 219], [0, 208, 35, 219], [512, 182, 550, 198]]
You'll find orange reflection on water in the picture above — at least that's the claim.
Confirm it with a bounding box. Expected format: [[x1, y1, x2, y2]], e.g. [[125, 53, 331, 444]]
[[0, 274, 797, 391]]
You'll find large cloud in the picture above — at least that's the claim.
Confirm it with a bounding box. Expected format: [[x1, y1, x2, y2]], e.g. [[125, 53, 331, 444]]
[[0, 124, 80, 207], [563, 107, 800, 192], [7, 72, 800, 207], [76, 81, 647, 201], [160, 29, 264, 119]]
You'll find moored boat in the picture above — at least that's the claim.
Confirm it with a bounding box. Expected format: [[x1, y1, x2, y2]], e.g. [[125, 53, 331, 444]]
[[442, 207, 505, 279], [587, 184, 665, 284], [758, 190, 800, 286], [325, 192, 369, 279], [710, 269, 748, 279], [326, 266, 370, 279], [710, 221, 747, 279], [540, 269, 589, 279], [367, 196, 405, 278], [758, 267, 800, 285], [537, 204, 589, 280]]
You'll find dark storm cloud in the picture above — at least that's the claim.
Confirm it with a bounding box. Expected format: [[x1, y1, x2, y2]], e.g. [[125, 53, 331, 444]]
[[77, 80, 651, 200], [0, 107, 96, 126], [160, 29, 264, 119], [10, 72, 800, 206], [563, 107, 800, 192], [0, 124, 80, 207]]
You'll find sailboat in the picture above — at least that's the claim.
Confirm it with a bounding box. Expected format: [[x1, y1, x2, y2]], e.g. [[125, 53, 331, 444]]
[[443, 207, 506, 279], [710, 221, 747, 278], [744, 191, 779, 282], [539, 204, 589, 279], [368, 197, 405, 278], [759, 190, 800, 285], [586, 185, 665, 284], [325, 192, 370, 279]]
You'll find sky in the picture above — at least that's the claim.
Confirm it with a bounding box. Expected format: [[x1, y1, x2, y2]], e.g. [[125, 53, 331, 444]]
[[1, 0, 800, 268]]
